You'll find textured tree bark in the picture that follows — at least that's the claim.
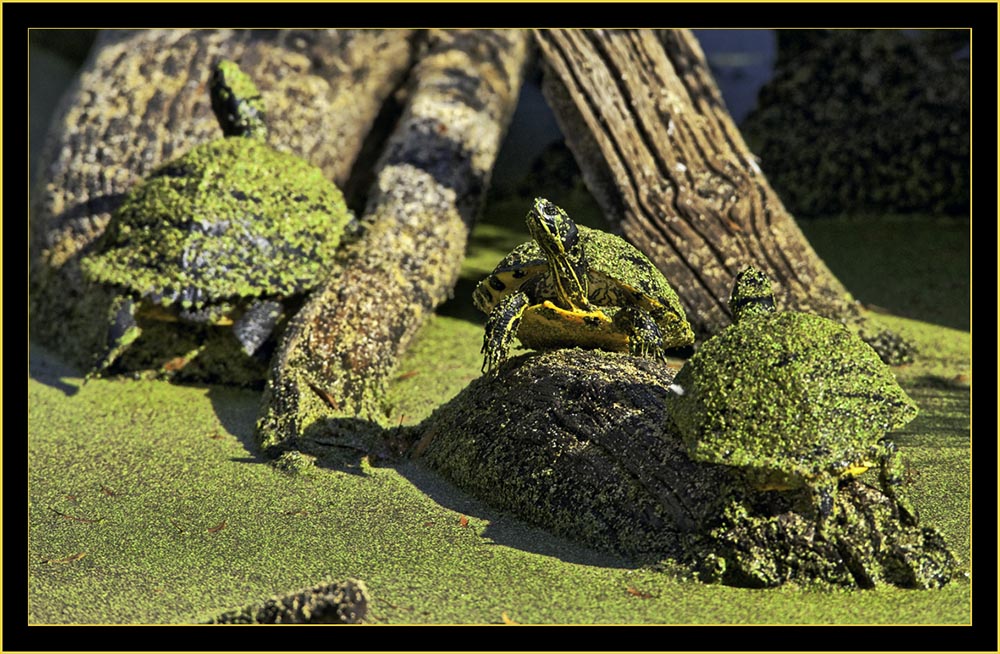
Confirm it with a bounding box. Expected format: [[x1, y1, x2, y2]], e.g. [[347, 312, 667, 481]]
[[534, 28, 893, 345], [255, 29, 530, 455], [30, 28, 416, 372]]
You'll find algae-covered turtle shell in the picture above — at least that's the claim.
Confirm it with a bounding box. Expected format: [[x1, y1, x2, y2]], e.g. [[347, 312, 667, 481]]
[[473, 198, 694, 374], [414, 347, 958, 589], [86, 137, 348, 312], [666, 266, 919, 533], [80, 60, 354, 376]]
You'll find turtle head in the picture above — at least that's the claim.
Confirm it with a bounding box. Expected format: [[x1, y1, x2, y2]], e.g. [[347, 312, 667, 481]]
[[526, 198, 590, 310], [210, 60, 268, 141], [728, 265, 775, 323]]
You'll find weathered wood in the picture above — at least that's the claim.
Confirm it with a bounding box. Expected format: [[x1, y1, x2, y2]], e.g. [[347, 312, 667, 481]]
[[207, 578, 369, 624], [30, 28, 415, 373], [415, 350, 728, 559], [255, 29, 531, 454], [534, 29, 883, 341]]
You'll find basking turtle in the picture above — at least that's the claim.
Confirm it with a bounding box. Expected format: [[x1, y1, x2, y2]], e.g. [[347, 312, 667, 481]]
[[80, 60, 354, 376], [666, 266, 919, 535], [473, 198, 694, 374], [414, 348, 958, 589]]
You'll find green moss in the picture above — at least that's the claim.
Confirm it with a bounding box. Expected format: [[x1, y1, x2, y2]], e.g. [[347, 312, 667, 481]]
[[27, 219, 971, 625], [671, 312, 917, 478], [741, 30, 969, 217], [81, 137, 350, 307], [26, 345, 971, 623], [799, 215, 970, 332]]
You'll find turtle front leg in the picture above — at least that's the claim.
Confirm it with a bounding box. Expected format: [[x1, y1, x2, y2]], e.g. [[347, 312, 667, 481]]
[[232, 300, 284, 357], [88, 296, 142, 380], [482, 291, 530, 375], [809, 476, 838, 541], [876, 439, 919, 526], [613, 305, 666, 361]]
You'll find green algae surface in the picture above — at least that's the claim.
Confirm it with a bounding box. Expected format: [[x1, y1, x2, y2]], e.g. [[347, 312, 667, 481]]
[[799, 214, 970, 331], [27, 215, 971, 625]]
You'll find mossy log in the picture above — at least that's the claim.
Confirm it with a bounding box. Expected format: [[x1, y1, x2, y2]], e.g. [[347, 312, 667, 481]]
[[30, 28, 415, 375], [533, 29, 911, 361], [741, 30, 969, 217], [414, 348, 959, 588], [206, 578, 369, 624], [415, 349, 729, 559], [254, 30, 530, 454]]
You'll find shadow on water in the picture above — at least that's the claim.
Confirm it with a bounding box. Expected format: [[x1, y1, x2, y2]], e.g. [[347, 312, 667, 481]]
[[218, 399, 633, 567], [28, 343, 82, 397], [218, 410, 386, 478], [205, 388, 380, 479], [204, 385, 267, 464], [296, 417, 389, 478]]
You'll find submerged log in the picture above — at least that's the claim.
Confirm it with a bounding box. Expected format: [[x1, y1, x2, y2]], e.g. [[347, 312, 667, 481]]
[[534, 29, 911, 361], [30, 28, 415, 375], [255, 29, 531, 454], [207, 578, 369, 624]]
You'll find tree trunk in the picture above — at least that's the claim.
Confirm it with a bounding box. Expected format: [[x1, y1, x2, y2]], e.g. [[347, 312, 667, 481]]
[[255, 29, 531, 455], [534, 29, 897, 350], [30, 29, 416, 373]]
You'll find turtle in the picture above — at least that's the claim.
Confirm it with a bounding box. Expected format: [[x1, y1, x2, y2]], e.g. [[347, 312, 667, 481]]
[[665, 265, 920, 537], [413, 347, 958, 589], [80, 60, 354, 377], [472, 198, 694, 374]]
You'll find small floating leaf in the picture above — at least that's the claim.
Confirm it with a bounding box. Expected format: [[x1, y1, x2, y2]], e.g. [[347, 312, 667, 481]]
[[626, 586, 654, 599], [42, 552, 86, 564], [50, 507, 101, 523]]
